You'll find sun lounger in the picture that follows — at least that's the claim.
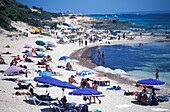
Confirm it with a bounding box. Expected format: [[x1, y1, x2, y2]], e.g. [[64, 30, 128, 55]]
[[33, 96, 55, 107], [24, 94, 34, 102]]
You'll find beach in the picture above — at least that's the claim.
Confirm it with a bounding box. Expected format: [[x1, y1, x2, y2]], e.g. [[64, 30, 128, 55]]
[[0, 15, 170, 112]]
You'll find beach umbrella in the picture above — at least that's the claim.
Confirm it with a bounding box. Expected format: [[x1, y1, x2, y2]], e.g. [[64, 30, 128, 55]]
[[25, 52, 37, 57], [77, 70, 94, 77], [86, 26, 91, 29], [93, 66, 111, 73], [137, 78, 165, 85], [90, 75, 110, 82], [58, 36, 66, 39], [34, 76, 78, 89], [4, 65, 25, 74], [35, 40, 46, 46], [34, 76, 79, 96], [24, 45, 32, 48], [3, 45, 13, 48], [37, 53, 45, 57], [63, 23, 71, 27], [69, 87, 102, 96], [59, 56, 69, 61], [72, 27, 78, 30], [33, 27, 40, 32], [39, 72, 54, 77]]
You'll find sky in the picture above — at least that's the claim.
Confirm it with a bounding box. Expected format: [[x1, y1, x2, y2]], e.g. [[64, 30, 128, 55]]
[[16, 0, 170, 14]]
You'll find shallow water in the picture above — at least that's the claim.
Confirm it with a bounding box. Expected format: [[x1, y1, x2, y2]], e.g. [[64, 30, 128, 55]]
[[91, 42, 170, 85]]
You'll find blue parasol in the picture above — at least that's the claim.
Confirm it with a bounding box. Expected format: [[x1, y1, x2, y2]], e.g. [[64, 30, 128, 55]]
[[77, 70, 94, 77], [39, 72, 54, 77], [137, 78, 165, 85], [34, 76, 79, 89], [59, 56, 69, 61], [69, 87, 102, 96], [37, 53, 45, 57]]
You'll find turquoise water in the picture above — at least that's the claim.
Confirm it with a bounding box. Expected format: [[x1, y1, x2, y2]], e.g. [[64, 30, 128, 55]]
[[90, 14, 170, 31], [91, 42, 170, 85]]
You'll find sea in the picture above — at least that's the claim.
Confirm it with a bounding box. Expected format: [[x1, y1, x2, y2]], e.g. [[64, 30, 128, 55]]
[[90, 13, 170, 32], [91, 42, 170, 86]]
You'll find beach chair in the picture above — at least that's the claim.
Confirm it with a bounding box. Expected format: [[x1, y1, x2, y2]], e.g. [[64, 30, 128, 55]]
[[32, 96, 54, 108], [24, 94, 34, 102], [52, 100, 78, 112]]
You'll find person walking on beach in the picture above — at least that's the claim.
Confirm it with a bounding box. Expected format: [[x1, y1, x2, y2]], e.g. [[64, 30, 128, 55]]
[[102, 51, 104, 59], [98, 49, 101, 58], [85, 40, 87, 46], [140, 32, 142, 38], [92, 81, 101, 104], [155, 68, 159, 80]]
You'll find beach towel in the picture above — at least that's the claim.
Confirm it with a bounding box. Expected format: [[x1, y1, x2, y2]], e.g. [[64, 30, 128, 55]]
[[107, 88, 126, 91], [151, 108, 169, 111], [115, 104, 132, 108]]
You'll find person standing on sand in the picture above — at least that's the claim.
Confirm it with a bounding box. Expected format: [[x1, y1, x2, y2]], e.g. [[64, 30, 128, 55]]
[[92, 81, 101, 104], [85, 40, 87, 46], [140, 32, 142, 38], [155, 69, 159, 80]]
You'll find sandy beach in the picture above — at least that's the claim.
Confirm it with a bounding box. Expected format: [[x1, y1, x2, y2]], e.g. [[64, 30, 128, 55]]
[[0, 15, 170, 112]]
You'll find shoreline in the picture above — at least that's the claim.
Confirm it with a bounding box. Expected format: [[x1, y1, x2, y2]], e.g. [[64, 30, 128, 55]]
[[70, 39, 170, 94]]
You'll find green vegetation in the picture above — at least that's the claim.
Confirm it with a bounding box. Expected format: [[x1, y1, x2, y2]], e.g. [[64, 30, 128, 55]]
[[0, 0, 64, 31]]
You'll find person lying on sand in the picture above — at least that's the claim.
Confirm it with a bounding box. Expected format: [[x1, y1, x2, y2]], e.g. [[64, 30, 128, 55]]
[[14, 82, 35, 89], [0, 55, 7, 64], [15, 88, 58, 101], [31, 48, 38, 55], [25, 56, 34, 62], [37, 60, 47, 65], [46, 64, 63, 76]]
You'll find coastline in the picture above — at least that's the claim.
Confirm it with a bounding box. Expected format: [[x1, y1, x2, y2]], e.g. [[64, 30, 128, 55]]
[[70, 39, 170, 94]]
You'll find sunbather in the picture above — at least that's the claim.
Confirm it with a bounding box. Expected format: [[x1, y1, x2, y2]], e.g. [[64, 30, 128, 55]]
[[66, 62, 73, 71], [0, 55, 7, 64], [25, 56, 33, 62], [46, 64, 62, 76], [37, 60, 47, 65], [15, 88, 36, 96], [15, 82, 35, 89], [68, 75, 78, 84], [10, 57, 18, 66], [36, 93, 58, 101], [31, 48, 38, 55]]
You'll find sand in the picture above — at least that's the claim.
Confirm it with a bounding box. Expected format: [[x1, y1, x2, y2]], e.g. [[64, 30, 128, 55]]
[[0, 16, 170, 112]]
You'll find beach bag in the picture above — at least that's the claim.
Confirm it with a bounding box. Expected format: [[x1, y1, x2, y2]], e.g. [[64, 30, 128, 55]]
[[156, 96, 169, 102], [151, 99, 159, 105], [81, 104, 88, 112], [112, 86, 116, 89], [117, 86, 121, 90]]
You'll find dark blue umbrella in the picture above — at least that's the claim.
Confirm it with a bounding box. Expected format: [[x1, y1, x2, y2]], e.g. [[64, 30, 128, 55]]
[[39, 72, 54, 77], [137, 78, 165, 85], [59, 56, 69, 61], [34, 76, 79, 89], [69, 87, 102, 96], [37, 53, 45, 57], [63, 23, 72, 27], [77, 70, 94, 77], [36, 40, 46, 46]]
